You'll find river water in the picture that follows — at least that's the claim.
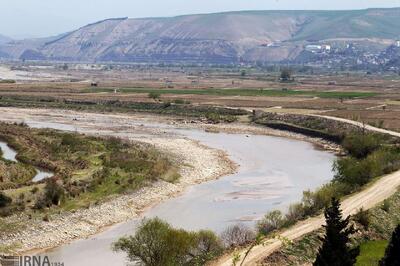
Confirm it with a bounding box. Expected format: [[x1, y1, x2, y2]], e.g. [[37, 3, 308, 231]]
[[25, 123, 336, 266], [0, 141, 53, 182]]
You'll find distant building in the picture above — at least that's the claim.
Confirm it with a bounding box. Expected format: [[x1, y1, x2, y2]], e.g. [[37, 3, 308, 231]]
[[305, 44, 331, 53], [395, 40, 400, 47], [322, 45, 331, 51], [305, 45, 322, 52]]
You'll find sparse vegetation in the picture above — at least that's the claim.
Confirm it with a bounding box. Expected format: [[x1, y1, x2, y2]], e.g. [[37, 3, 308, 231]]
[[0, 79, 16, 84], [0, 95, 248, 123], [0, 122, 179, 218]]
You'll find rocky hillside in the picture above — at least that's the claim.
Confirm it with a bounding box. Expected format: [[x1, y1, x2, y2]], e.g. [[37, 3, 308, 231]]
[[1, 8, 400, 63]]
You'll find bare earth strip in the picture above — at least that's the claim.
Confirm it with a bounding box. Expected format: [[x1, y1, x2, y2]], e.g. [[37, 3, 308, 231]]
[[216, 115, 400, 266]]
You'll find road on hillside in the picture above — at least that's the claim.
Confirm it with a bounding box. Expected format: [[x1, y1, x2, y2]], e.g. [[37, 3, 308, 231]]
[[216, 115, 400, 266]]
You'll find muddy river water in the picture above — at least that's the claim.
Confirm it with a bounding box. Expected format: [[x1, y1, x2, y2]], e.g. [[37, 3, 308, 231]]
[[0, 141, 53, 182], [12, 119, 335, 266]]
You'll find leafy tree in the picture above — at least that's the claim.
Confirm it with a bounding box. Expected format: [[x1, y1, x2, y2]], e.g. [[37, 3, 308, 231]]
[[314, 198, 359, 266], [342, 132, 381, 159], [280, 68, 292, 81], [113, 218, 223, 266], [380, 225, 400, 266]]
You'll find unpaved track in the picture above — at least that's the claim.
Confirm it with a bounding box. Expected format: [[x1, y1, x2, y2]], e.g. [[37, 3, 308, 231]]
[[216, 115, 400, 266]]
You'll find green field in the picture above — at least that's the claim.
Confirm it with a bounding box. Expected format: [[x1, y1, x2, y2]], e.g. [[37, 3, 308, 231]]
[[356, 240, 388, 266], [84, 88, 378, 99]]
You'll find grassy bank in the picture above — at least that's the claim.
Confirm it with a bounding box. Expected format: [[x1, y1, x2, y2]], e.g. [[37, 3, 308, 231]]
[[0, 122, 179, 219]]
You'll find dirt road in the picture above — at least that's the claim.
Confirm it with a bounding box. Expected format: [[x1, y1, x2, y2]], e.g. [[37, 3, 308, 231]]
[[216, 115, 400, 266]]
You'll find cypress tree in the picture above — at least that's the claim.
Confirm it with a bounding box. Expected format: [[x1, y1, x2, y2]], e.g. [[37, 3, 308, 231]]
[[380, 224, 400, 266], [314, 198, 359, 266]]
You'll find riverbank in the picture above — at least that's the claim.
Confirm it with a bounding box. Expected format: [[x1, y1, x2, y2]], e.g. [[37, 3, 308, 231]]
[[0, 112, 236, 254], [0, 107, 338, 255]]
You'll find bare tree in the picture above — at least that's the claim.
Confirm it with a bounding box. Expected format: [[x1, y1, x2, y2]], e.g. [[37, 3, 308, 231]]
[[220, 224, 256, 248]]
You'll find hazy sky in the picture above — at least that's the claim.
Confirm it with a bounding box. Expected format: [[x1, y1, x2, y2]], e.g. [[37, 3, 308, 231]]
[[1, 0, 400, 39]]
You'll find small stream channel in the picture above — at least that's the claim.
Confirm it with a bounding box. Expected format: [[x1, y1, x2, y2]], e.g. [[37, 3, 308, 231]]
[[0, 141, 53, 182]]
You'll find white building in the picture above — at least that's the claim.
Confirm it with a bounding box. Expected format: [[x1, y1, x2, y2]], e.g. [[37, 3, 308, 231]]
[[305, 45, 322, 52], [305, 44, 331, 53], [322, 45, 331, 51], [395, 40, 400, 47]]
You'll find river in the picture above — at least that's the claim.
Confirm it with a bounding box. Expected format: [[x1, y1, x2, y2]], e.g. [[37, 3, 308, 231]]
[[0, 140, 53, 182], [24, 123, 336, 266]]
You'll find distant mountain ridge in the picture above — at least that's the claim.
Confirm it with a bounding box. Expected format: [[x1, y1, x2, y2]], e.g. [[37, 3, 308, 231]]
[[1, 8, 400, 63], [0, 34, 12, 45]]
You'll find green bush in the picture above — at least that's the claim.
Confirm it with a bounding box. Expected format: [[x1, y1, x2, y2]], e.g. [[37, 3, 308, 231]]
[[333, 157, 373, 187], [354, 208, 370, 229], [342, 132, 381, 159], [334, 147, 400, 188], [148, 92, 161, 100], [382, 199, 391, 212], [35, 179, 65, 209], [113, 218, 223, 266], [257, 210, 285, 235]]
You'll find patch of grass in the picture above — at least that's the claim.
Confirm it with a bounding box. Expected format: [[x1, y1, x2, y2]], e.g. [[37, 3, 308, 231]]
[[355, 240, 387, 266], [0, 219, 26, 234], [0, 243, 21, 254], [0, 123, 180, 215], [83, 87, 378, 99]]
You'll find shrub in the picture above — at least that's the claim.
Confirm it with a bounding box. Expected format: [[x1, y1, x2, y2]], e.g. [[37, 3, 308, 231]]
[[173, 99, 185, 104], [220, 224, 256, 248], [0, 192, 12, 208], [280, 68, 292, 82], [333, 157, 373, 187], [205, 113, 221, 124], [113, 218, 223, 266], [257, 210, 285, 235], [30, 186, 39, 194], [382, 199, 391, 212], [191, 230, 224, 265], [286, 203, 306, 224], [35, 179, 65, 209], [334, 147, 400, 188], [342, 132, 381, 159], [354, 208, 370, 229], [148, 92, 161, 101]]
